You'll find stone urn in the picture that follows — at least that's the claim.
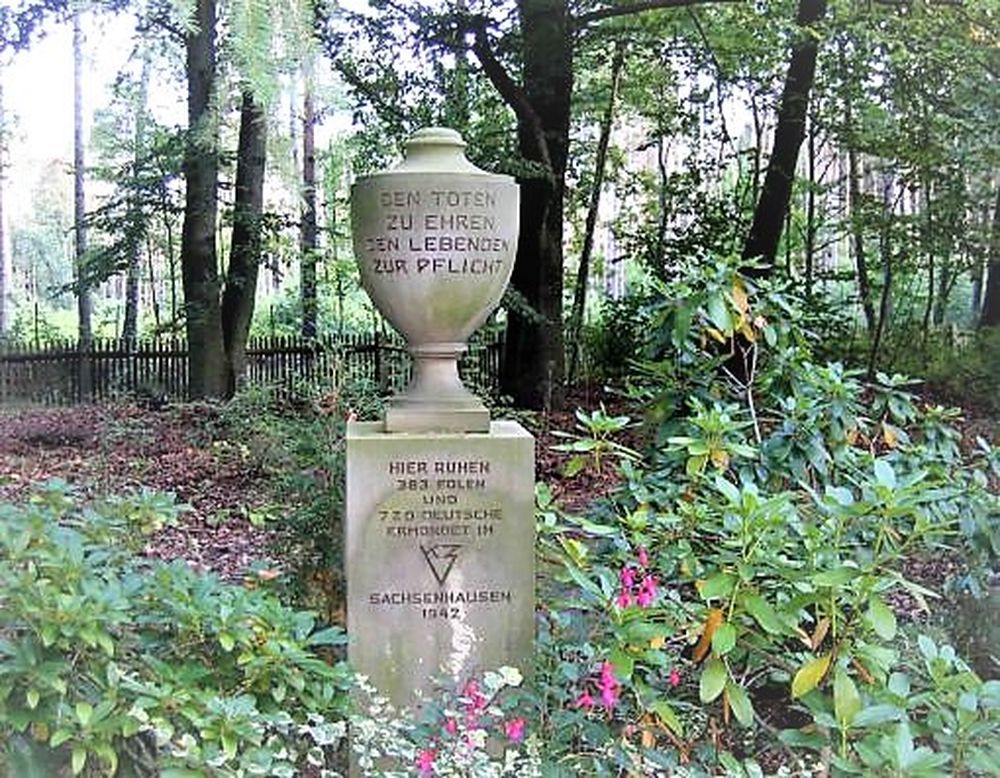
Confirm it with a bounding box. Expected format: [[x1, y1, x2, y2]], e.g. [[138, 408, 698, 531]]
[[350, 128, 519, 432]]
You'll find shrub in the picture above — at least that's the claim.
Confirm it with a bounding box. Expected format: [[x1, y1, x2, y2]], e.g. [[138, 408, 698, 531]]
[[0, 482, 351, 777], [533, 260, 999, 774]]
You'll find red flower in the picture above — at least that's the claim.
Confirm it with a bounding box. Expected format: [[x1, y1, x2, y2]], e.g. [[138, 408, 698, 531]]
[[444, 717, 458, 735], [669, 668, 681, 687], [504, 717, 527, 743]]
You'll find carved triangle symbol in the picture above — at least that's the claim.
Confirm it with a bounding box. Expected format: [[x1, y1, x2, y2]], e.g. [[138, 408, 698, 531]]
[[420, 543, 462, 586]]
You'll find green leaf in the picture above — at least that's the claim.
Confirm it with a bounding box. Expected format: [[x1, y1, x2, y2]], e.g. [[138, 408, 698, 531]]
[[714, 475, 740, 503], [712, 622, 737, 656], [868, 595, 897, 641], [50, 729, 74, 748], [792, 653, 831, 699], [707, 293, 732, 332], [26, 688, 39, 709], [686, 453, 708, 477], [813, 566, 860, 587], [221, 731, 237, 760], [699, 572, 736, 601], [71, 748, 87, 776], [75, 701, 93, 727], [726, 680, 754, 727], [608, 648, 634, 681], [700, 657, 727, 703], [219, 633, 236, 652], [743, 593, 783, 635], [650, 699, 684, 737], [833, 669, 862, 728], [853, 704, 905, 727], [308, 627, 346, 647], [563, 456, 586, 478], [874, 459, 896, 489]]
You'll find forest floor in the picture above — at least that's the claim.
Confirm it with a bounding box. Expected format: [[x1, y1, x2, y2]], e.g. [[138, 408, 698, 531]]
[[0, 392, 996, 623]]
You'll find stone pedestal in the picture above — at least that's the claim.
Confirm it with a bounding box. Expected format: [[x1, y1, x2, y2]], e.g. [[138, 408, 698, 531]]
[[346, 421, 534, 708]]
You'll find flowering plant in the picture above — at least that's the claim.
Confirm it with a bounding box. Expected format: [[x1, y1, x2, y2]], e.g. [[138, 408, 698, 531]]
[[349, 667, 541, 777]]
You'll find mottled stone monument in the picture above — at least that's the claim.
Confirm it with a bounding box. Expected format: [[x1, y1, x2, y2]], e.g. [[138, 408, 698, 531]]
[[346, 128, 534, 709]]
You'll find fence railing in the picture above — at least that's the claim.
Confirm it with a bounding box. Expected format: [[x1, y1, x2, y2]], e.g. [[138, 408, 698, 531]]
[[0, 331, 504, 406]]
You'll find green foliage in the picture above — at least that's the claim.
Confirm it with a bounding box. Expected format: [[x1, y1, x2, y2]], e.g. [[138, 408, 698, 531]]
[[0, 482, 351, 777], [552, 404, 641, 477], [532, 261, 999, 774], [219, 378, 383, 615]]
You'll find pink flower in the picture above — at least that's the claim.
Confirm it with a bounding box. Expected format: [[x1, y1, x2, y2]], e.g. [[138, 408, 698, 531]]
[[615, 589, 633, 609], [444, 717, 458, 735], [574, 689, 595, 709], [669, 668, 681, 687], [504, 717, 526, 743], [638, 546, 650, 568], [620, 566, 636, 589], [636, 574, 658, 608], [416, 748, 436, 776], [598, 661, 620, 710], [463, 679, 488, 713]]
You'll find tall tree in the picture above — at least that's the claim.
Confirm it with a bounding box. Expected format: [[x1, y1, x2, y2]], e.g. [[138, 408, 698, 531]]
[[0, 68, 7, 338], [180, 0, 227, 398], [980, 185, 1000, 329], [468, 0, 732, 407], [300, 79, 318, 338], [122, 51, 150, 342], [221, 90, 266, 394], [568, 39, 625, 383], [73, 7, 92, 394], [741, 0, 827, 275]]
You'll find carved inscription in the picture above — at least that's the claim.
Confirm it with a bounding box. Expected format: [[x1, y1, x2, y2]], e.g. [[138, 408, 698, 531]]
[[370, 457, 506, 620], [363, 188, 510, 277]]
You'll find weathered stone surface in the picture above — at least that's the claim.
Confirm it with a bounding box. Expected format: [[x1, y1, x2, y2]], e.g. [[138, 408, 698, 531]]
[[345, 420, 535, 706], [350, 128, 519, 433]]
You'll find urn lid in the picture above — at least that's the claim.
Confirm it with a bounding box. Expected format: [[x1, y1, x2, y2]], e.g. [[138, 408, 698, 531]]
[[381, 127, 489, 176]]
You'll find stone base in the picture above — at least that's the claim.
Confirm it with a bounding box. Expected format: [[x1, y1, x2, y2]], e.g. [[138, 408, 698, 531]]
[[384, 402, 490, 433], [345, 420, 535, 711]]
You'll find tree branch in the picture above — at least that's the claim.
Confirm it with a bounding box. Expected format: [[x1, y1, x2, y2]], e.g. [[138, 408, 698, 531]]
[[576, 0, 745, 28], [469, 24, 553, 174], [333, 60, 408, 125]]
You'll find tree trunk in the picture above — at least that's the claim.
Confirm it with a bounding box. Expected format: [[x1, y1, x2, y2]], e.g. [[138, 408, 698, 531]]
[[867, 174, 896, 379], [300, 83, 318, 338], [921, 180, 934, 338], [181, 0, 226, 398], [741, 0, 827, 276], [804, 107, 817, 297], [654, 133, 669, 277], [847, 143, 875, 334], [221, 91, 266, 397], [0, 72, 7, 337], [73, 10, 92, 397], [979, 185, 1000, 328], [123, 54, 150, 343], [499, 0, 572, 411], [568, 40, 624, 384]]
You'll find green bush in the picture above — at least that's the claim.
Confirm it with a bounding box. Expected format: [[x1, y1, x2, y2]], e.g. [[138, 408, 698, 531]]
[[0, 483, 351, 777], [530, 260, 1000, 774], [218, 378, 383, 616]]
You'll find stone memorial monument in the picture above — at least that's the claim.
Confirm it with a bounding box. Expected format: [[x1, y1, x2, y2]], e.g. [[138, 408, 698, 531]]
[[345, 128, 534, 711]]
